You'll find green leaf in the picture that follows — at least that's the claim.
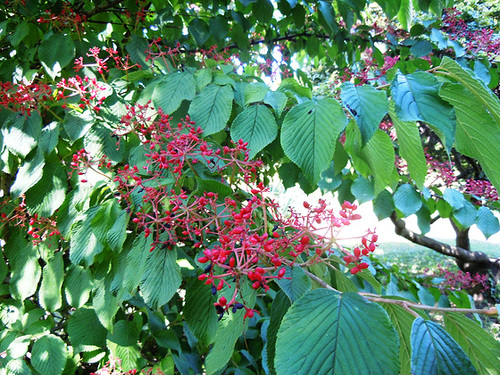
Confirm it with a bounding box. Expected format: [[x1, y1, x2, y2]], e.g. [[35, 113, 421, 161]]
[[439, 82, 500, 192], [266, 291, 291, 375], [10, 147, 45, 198], [189, 18, 210, 46], [379, 300, 418, 375], [275, 266, 312, 303], [275, 290, 400, 374], [411, 317, 477, 375], [264, 90, 287, 117], [70, 206, 104, 267], [318, 1, 339, 35], [189, 84, 234, 135], [2, 112, 42, 157], [394, 184, 422, 217], [360, 130, 396, 194], [184, 279, 218, 346], [93, 280, 120, 331], [39, 252, 64, 312], [5, 234, 41, 300], [453, 200, 477, 229], [25, 158, 67, 217], [205, 304, 245, 374], [152, 72, 196, 114], [107, 210, 128, 252], [84, 122, 124, 162], [373, 189, 395, 220], [244, 82, 269, 105], [107, 320, 143, 371], [209, 15, 229, 41], [438, 57, 500, 125], [398, 0, 412, 30], [444, 312, 500, 375], [63, 110, 95, 143], [253, 0, 274, 23], [443, 188, 466, 210], [126, 34, 149, 68], [476, 206, 500, 239], [31, 335, 68, 375], [341, 82, 388, 144], [7, 335, 31, 359], [123, 235, 151, 293], [230, 104, 278, 159], [140, 247, 182, 310], [64, 265, 92, 308], [38, 33, 75, 79], [68, 307, 107, 353], [39, 121, 59, 154], [351, 175, 375, 204], [281, 98, 347, 184], [333, 268, 358, 292], [391, 72, 456, 150], [90, 199, 121, 245], [389, 102, 427, 188]]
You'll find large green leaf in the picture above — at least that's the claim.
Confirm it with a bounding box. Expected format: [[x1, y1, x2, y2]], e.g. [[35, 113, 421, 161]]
[[39, 252, 64, 312], [341, 82, 388, 144], [24, 157, 67, 217], [84, 122, 124, 162], [184, 279, 218, 346], [123, 235, 151, 293], [5, 233, 41, 300], [62, 110, 95, 143], [244, 82, 269, 105], [70, 206, 104, 267], [107, 320, 143, 371], [394, 184, 422, 217], [10, 147, 45, 198], [1, 111, 41, 158], [362, 129, 396, 194], [389, 101, 427, 189], [230, 104, 278, 159], [31, 335, 68, 375], [475, 206, 500, 239], [281, 98, 347, 184], [67, 307, 107, 353], [379, 300, 417, 375], [351, 175, 375, 204], [275, 266, 312, 303], [38, 33, 75, 79], [411, 317, 477, 375], [64, 265, 92, 308], [266, 291, 291, 375], [439, 82, 500, 192], [152, 72, 196, 114], [444, 312, 500, 375], [391, 71, 456, 150], [373, 189, 396, 220], [189, 84, 234, 135], [275, 289, 399, 374], [438, 57, 500, 125], [140, 247, 182, 310], [93, 280, 120, 331]]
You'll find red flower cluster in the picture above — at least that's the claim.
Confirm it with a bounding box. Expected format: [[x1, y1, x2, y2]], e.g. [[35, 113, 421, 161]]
[[0, 81, 53, 115], [464, 179, 499, 203], [37, 2, 87, 35], [74, 47, 141, 74], [71, 105, 377, 317]]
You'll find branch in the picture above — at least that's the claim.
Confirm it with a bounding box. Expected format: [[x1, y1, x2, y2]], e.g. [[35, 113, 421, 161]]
[[390, 212, 492, 264], [84, 0, 125, 17]]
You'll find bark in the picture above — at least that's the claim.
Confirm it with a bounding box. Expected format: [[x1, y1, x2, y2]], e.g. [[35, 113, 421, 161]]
[[389, 212, 500, 278]]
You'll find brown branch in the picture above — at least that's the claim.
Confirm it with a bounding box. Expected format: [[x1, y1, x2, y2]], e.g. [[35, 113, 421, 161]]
[[390, 212, 492, 264]]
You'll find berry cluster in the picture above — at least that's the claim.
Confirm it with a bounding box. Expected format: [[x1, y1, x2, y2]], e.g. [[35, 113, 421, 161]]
[[0, 81, 53, 116], [464, 179, 499, 204]]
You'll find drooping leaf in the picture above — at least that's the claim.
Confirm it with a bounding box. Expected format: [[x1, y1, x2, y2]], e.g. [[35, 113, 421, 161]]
[[39, 121, 59, 154], [475, 206, 500, 239], [39, 252, 64, 312], [84, 122, 124, 162], [439, 82, 500, 192], [93, 280, 120, 331], [341, 82, 388, 144], [275, 266, 312, 303], [67, 307, 107, 353], [453, 200, 477, 229], [10, 147, 45, 198], [391, 71, 456, 150], [70, 206, 104, 267], [411, 317, 477, 375], [64, 265, 93, 308], [140, 247, 182, 310], [373, 189, 395, 220], [107, 320, 143, 371], [38, 33, 75, 79], [394, 184, 422, 217], [275, 289, 400, 374], [230, 104, 278, 159], [1, 111, 42, 157], [189, 84, 234, 135], [389, 101, 427, 189], [63, 110, 95, 143], [152, 72, 196, 114], [244, 82, 269, 105], [443, 188, 466, 210], [351, 175, 375, 204], [31, 335, 68, 375], [184, 279, 218, 346], [444, 312, 500, 375], [281, 98, 347, 184], [266, 291, 291, 375]]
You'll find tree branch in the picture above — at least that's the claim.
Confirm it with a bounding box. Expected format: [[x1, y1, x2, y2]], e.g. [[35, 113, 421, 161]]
[[390, 211, 492, 264], [84, 0, 125, 17]]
